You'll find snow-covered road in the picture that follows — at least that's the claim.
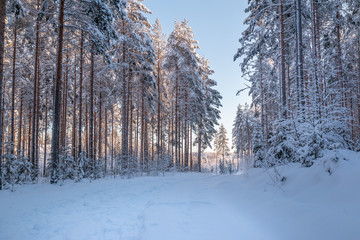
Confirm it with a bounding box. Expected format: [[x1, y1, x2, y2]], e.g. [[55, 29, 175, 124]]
[[1, 150, 359, 240]]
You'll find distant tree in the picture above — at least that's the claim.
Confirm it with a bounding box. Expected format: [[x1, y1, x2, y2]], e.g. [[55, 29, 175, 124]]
[[215, 124, 230, 174]]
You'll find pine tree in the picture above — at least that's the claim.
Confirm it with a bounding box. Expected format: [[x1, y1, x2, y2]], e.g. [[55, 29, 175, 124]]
[[214, 124, 230, 174]]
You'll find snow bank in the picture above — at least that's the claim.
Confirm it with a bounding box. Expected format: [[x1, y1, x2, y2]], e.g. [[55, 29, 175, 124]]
[[0, 149, 359, 240]]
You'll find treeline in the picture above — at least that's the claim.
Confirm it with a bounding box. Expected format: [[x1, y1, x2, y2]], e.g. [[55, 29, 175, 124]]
[[0, 0, 221, 189], [233, 0, 359, 167]]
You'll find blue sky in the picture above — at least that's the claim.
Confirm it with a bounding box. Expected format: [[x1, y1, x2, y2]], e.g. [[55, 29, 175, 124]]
[[145, 0, 251, 150]]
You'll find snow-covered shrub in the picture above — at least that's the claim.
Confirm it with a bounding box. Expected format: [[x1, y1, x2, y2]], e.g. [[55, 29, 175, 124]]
[[57, 152, 77, 181], [94, 158, 104, 179], [266, 120, 299, 166], [253, 125, 266, 168], [226, 159, 236, 174], [157, 154, 173, 175], [219, 159, 225, 174], [2, 151, 32, 191], [295, 121, 323, 167], [75, 152, 92, 181], [75, 153, 104, 180]]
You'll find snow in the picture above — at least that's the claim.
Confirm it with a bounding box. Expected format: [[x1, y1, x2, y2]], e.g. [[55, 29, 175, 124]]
[[1, 149, 359, 240]]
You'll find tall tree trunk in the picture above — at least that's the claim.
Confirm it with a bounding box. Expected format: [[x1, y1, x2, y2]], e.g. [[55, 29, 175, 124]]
[[296, 0, 305, 117], [98, 78, 102, 161], [78, 32, 84, 158], [311, 0, 321, 119], [175, 74, 179, 168], [1, 97, 3, 155], [197, 120, 202, 173], [144, 108, 149, 172], [72, 54, 77, 160], [336, 7, 344, 106], [279, 0, 287, 119], [287, 65, 291, 115], [10, 24, 17, 154], [171, 108, 174, 159], [151, 117, 154, 162], [51, 0, 66, 183], [35, 56, 41, 172], [358, 39, 360, 138], [43, 94, 48, 176], [128, 77, 133, 156], [31, 0, 41, 178], [94, 103, 97, 161], [85, 102, 89, 158], [22, 112, 26, 157], [104, 108, 108, 174], [135, 109, 139, 158], [28, 114, 31, 160], [89, 48, 95, 167], [184, 93, 188, 169], [259, 50, 265, 137], [0, 0, 6, 191], [121, 25, 129, 168], [111, 109, 114, 173], [61, 49, 69, 150], [157, 62, 161, 158], [141, 90, 145, 171], [17, 92, 23, 155], [190, 126, 192, 171]]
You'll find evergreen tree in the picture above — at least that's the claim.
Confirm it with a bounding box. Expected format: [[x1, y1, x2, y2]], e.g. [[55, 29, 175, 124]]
[[215, 124, 230, 174]]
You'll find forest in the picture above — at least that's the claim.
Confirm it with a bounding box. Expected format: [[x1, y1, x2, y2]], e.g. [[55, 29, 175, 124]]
[[0, 1, 359, 239], [233, 0, 360, 168], [0, 0, 222, 189]]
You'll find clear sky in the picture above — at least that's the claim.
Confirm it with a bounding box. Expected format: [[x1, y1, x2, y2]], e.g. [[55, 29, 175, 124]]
[[145, 0, 251, 151]]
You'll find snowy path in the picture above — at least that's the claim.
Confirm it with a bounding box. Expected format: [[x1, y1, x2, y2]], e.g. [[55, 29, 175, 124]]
[[0, 175, 262, 240], [1, 151, 359, 240]]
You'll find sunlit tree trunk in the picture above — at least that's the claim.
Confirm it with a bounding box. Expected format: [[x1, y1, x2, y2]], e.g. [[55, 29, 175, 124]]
[[51, 0, 66, 183]]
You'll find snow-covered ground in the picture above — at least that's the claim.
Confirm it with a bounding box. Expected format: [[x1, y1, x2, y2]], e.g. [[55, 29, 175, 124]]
[[1, 149, 359, 240]]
